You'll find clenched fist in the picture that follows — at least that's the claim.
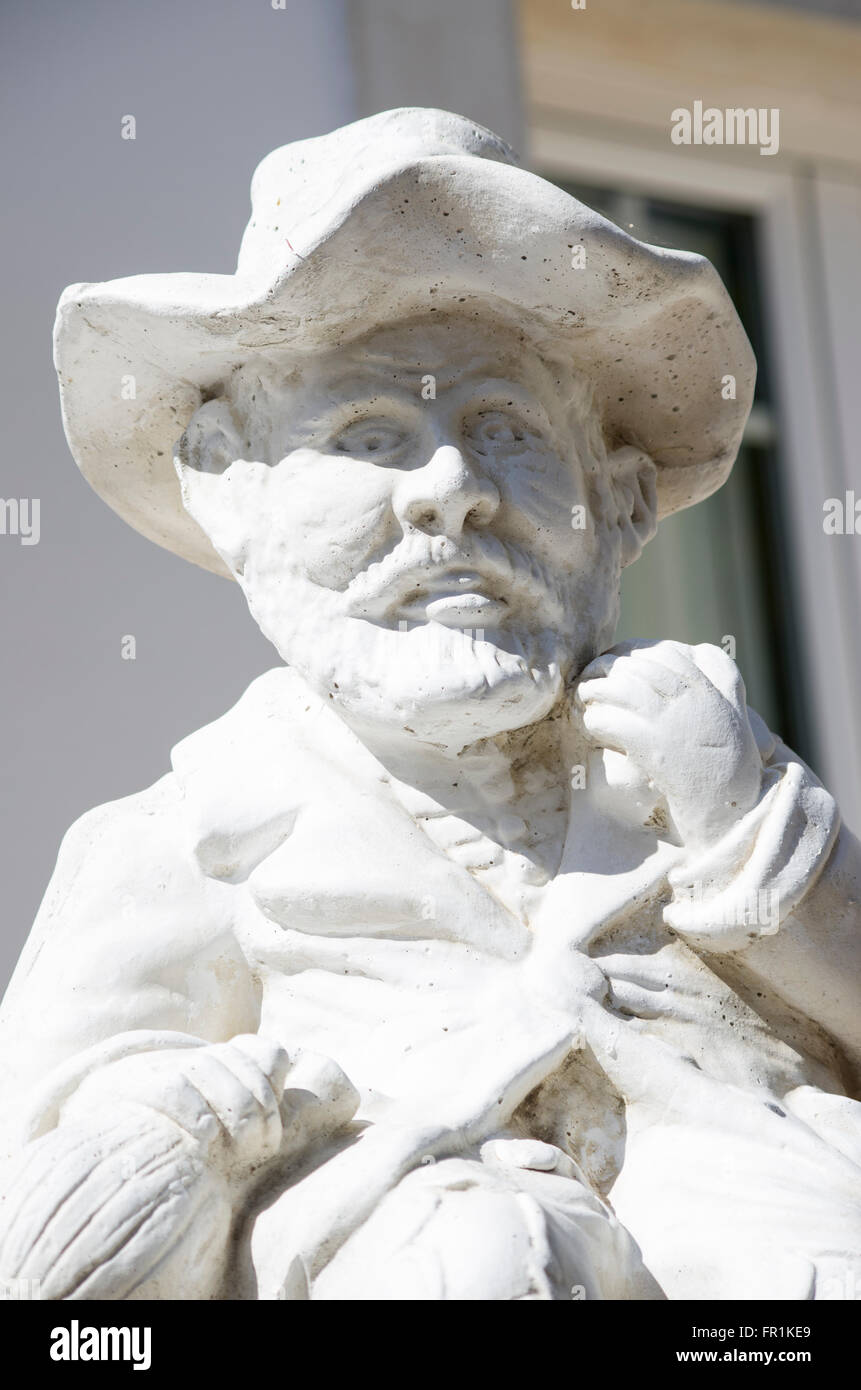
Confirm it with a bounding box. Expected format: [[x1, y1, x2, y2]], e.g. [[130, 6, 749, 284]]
[[577, 640, 764, 850]]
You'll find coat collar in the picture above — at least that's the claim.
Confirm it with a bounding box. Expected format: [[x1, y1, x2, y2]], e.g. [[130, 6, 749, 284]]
[[171, 666, 390, 882], [170, 666, 537, 958], [170, 666, 676, 956]]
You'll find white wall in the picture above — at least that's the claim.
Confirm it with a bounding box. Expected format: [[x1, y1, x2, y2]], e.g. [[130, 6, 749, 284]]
[[0, 0, 356, 991]]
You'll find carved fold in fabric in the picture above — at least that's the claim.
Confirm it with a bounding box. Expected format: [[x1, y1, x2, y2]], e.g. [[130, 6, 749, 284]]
[[665, 741, 840, 952]]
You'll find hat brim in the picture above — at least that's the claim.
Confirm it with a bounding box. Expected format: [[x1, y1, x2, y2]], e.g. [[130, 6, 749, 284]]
[[54, 156, 755, 578]]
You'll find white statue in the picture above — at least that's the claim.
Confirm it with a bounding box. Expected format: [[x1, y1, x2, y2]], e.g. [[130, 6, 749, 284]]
[[1, 108, 859, 1302]]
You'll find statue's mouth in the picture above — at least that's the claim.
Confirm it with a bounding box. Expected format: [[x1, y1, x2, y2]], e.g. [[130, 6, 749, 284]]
[[397, 569, 509, 627], [341, 542, 565, 631]]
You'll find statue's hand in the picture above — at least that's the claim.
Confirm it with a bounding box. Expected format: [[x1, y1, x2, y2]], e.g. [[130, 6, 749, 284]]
[[0, 1038, 357, 1299], [577, 640, 763, 850], [61, 1034, 290, 1180], [63, 1035, 357, 1182]]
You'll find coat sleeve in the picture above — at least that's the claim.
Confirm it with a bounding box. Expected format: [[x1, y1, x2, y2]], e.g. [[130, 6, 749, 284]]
[[663, 720, 861, 1086], [0, 771, 260, 1160], [0, 774, 266, 1298]]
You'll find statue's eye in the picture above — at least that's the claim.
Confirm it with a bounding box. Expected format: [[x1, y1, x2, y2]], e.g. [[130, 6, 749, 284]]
[[331, 419, 406, 459], [464, 409, 537, 455]]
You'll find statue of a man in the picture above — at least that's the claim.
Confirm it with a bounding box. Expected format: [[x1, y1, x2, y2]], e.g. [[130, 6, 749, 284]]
[[1, 108, 859, 1302]]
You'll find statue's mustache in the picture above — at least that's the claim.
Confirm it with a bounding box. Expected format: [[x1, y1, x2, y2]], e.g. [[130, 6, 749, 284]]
[[341, 529, 568, 623]]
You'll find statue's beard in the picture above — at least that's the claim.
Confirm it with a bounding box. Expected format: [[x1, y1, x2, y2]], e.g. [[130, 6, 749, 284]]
[[329, 618, 566, 745], [238, 565, 598, 748]]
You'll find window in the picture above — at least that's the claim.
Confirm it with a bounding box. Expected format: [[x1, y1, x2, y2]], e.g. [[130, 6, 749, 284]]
[[553, 182, 813, 763]]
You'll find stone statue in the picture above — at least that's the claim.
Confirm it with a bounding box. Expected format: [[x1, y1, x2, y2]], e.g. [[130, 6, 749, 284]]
[[1, 108, 859, 1302]]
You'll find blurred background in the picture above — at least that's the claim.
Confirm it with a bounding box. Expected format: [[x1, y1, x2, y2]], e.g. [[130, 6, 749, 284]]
[[2, 0, 860, 990]]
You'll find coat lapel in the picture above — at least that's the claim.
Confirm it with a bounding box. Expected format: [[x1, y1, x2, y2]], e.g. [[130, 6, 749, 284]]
[[171, 667, 531, 959]]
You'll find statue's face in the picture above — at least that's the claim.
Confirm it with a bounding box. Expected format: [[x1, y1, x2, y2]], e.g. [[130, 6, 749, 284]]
[[181, 315, 625, 747]]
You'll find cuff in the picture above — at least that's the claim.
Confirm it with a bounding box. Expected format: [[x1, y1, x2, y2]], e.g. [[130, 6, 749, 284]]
[[17, 1029, 208, 1145], [664, 747, 840, 953]]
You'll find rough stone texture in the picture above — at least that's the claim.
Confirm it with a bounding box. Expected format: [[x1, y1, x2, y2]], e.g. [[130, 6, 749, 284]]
[[0, 110, 858, 1301]]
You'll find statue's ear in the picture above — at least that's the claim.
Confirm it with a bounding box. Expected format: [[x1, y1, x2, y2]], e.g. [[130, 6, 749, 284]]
[[175, 398, 243, 476], [606, 446, 659, 567], [174, 400, 258, 575]]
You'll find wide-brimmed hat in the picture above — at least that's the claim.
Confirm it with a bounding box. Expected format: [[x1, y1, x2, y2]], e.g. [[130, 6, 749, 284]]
[[54, 107, 755, 579]]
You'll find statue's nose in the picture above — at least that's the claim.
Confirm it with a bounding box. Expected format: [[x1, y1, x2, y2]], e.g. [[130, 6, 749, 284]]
[[393, 444, 500, 536]]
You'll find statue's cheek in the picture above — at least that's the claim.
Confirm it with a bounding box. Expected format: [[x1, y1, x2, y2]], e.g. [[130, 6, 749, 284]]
[[259, 452, 394, 585], [495, 453, 593, 552]]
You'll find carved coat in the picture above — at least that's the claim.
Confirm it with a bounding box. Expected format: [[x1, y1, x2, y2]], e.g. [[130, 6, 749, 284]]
[[1, 666, 860, 1300]]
